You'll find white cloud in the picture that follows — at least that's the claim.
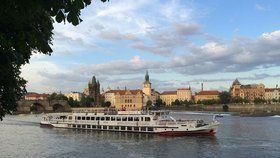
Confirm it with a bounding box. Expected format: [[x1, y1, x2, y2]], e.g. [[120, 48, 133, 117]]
[[255, 4, 267, 11]]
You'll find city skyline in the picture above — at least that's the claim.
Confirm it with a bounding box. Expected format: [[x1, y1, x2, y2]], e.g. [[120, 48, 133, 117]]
[[21, 0, 280, 93]]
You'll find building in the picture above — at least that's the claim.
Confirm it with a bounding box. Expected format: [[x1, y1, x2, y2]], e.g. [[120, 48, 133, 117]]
[[194, 90, 220, 103], [160, 88, 192, 106], [24, 92, 49, 100], [104, 89, 143, 110], [65, 92, 83, 101], [230, 79, 265, 101], [265, 87, 280, 101], [160, 91, 177, 106], [88, 76, 101, 105]]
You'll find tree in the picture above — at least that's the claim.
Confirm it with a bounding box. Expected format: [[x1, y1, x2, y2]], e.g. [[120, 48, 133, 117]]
[[80, 96, 94, 107], [104, 101, 111, 107], [0, 0, 108, 120], [146, 100, 153, 110], [219, 91, 231, 104], [155, 98, 163, 109], [68, 97, 80, 107], [49, 92, 68, 101]]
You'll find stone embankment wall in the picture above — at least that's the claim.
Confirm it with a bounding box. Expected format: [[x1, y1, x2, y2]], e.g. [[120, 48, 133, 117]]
[[164, 104, 280, 116]]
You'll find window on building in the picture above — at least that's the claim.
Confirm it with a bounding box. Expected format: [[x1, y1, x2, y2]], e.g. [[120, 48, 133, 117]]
[[82, 117, 85, 120], [86, 117, 90, 120], [111, 117, 116, 121], [122, 117, 127, 121], [134, 117, 139, 121], [134, 127, 139, 131], [103, 126, 107, 130], [96, 117, 100, 121], [148, 127, 153, 131], [101, 117, 105, 121], [106, 117, 110, 121], [121, 126, 126, 130], [115, 126, 119, 130], [127, 127, 132, 131], [117, 117, 121, 121], [91, 117, 95, 120], [87, 125, 91, 129]]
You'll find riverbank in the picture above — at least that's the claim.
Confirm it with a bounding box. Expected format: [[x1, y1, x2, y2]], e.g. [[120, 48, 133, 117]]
[[161, 104, 280, 117]]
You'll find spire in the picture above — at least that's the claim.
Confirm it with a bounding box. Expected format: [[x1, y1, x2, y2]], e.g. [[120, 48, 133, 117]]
[[233, 78, 241, 85], [92, 76, 96, 84], [144, 70, 151, 84], [97, 80, 100, 85]]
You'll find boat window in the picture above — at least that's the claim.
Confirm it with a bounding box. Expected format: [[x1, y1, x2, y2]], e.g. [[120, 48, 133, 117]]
[[134, 127, 139, 131], [145, 117, 151, 121], [115, 126, 119, 130], [77, 116, 81, 120], [111, 117, 116, 121], [103, 126, 107, 130], [134, 117, 139, 121], [106, 117, 110, 121], [86, 117, 90, 120], [109, 126, 113, 130], [96, 117, 100, 121], [92, 125, 96, 129], [87, 125, 91, 129], [128, 117, 133, 121], [122, 117, 127, 121], [147, 127, 153, 131], [101, 117, 105, 121], [117, 117, 121, 121], [127, 127, 132, 131], [82, 117, 85, 120], [121, 126, 126, 130], [141, 127, 146, 131], [91, 117, 95, 120], [69, 116, 72, 120]]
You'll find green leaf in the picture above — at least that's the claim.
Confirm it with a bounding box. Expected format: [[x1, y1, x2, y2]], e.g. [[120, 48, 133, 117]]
[[55, 10, 65, 23]]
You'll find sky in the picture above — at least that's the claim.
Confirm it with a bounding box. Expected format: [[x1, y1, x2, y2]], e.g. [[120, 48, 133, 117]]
[[21, 0, 280, 93]]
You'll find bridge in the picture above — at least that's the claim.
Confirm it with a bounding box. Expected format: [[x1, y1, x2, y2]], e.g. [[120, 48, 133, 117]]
[[17, 100, 71, 113]]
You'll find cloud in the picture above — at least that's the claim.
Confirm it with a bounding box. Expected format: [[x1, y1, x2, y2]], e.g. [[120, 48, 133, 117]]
[[168, 30, 280, 75], [255, 4, 267, 11], [130, 22, 201, 55]]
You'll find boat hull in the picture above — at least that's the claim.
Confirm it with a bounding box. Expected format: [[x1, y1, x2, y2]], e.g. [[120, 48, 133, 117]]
[[158, 129, 215, 137]]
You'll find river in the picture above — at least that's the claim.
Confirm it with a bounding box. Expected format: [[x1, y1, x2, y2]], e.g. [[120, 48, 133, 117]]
[[0, 113, 279, 158]]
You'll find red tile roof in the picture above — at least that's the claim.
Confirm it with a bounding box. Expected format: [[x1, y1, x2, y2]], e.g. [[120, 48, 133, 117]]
[[25, 92, 49, 98], [161, 91, 177, 95], [106, 89, 142, 95], [196, 90, 220, 95], [265, 88, 279, 92], [177, 88, 190, 90]]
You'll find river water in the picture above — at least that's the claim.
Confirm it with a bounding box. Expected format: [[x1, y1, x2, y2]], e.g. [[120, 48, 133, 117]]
[[0, 113, 279, 158]]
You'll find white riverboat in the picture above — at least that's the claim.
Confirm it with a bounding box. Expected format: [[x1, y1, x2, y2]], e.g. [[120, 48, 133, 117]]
[[40, 110, 220, 136]]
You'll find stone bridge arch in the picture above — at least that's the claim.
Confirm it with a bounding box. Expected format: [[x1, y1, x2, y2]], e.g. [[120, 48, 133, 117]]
[[30, 102, 45, 113], [50, 100, 71, 112], [17, 100, 71, 113]]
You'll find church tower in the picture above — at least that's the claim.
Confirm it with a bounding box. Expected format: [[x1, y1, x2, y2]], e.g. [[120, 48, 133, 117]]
[[142, 70, 152, 96], [88, 76, 100, 105]]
